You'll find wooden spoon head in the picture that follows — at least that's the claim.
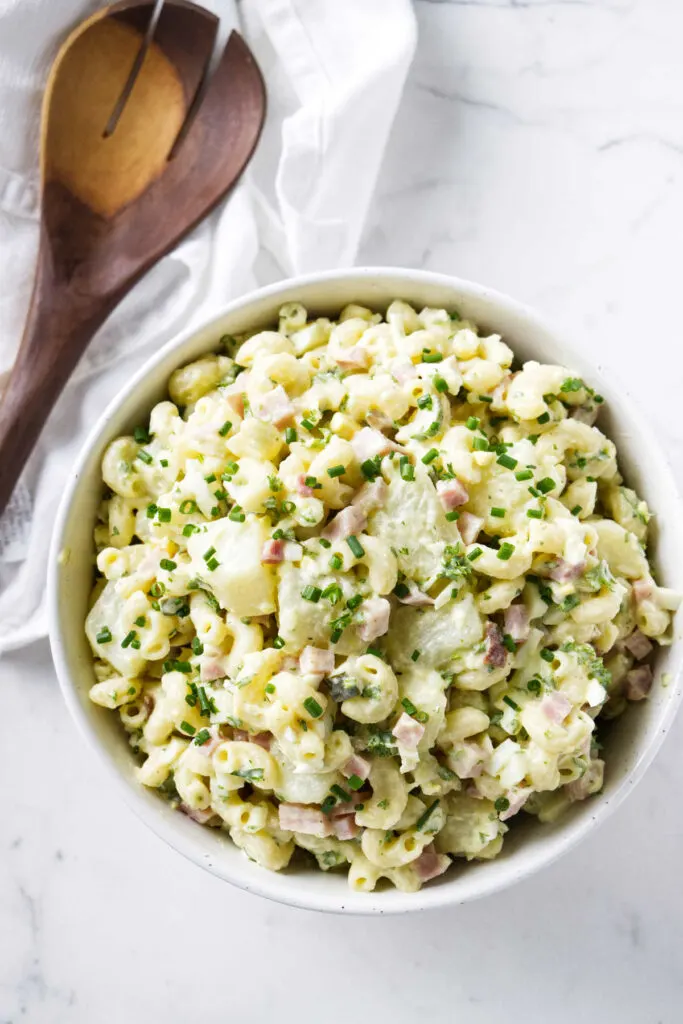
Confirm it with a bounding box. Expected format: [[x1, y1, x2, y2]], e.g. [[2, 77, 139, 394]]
[[40, 0, 266, 302]]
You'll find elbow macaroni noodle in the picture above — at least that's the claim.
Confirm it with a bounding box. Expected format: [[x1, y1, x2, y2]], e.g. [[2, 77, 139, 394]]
[[85, 300, 678, 892]]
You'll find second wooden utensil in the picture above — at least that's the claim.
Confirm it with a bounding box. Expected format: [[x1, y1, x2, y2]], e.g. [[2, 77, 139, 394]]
[[0, 0, 266, 515]]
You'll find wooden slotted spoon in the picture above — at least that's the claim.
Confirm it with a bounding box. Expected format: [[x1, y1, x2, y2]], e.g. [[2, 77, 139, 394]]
[[0, 0, 266, 514]]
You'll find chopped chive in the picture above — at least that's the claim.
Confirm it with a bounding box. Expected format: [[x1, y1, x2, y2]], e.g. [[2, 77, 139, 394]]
[[303, 696, 323, 718], [497, 453, 518, 470], [502, 634, 517, 653], [330, 628, 343, 644], [321, 795, 337, 815], [194, 729, 210, 746], [229, 507, 246, 522], [150, 582, 165, 598], [394, 582, 410, 598], [434, 376, 449, 393], [527, 678, 542, 695], [445, 510, 460, 521], [330, 784, 351, 802], [402, 697, 418, 715], [96, 627, 112, 644], [347, 774, 364, 791], [503, 695, 520, 711], [301, 418, 316, 431], [198, 685, 217, 716], [146, 503, 158, 519], [411, 649, 421, 662], [159, 459, 168, 468], [571, 505, 582, 517], [537, 477, 555, 494], [265, 683, 276, 694], [304, 475, 321, 490], [322, 583, 343, 604], [134, 426, 150, 444], [478, 395, 493, 403], [180, 720, 196, 736], [561, 593, 580, 612], [497, 542, 515, 561], [366, 646, 384, 658], [285, 427, 297, 443], [527, 509, 543, 519], [490, 507, 505, 518], [399, 456, 414, 482], [301, 586, 322, 603], [347, 535, 365, 558], [319, 538, 331, 549], [329, 554, 343, 571], [218, 420, 232, 437], [466, 416, 479, 430], [273, 636, 285, 649], [182, 524, 198, 537], [417, 394, 433, 410], [165, 659, 192, 674], [121, 630, 137, 649], [422, 448, 439, 465], [472, 436, 489, 452], [528, 486, 541, 498], [179, 499, 197, 515], [191, 637, 204, 655], [224, 462, 239, 477], [205, 473, 217, 483], [515, 469, 533, 482], [206, 557, 220, 572], [213, 489, 227, 501], [422, 352, 443, 363], [160, 558, 177, 571], [157, 508, 172, 524], [537, 412, 550, 425], [360, 458, 381, 480], [495, 796, 510, 813], [347, 594, 363, 611], [327, 464, 346, 478], [203, 547, 216, 562], [468, 547, 483, 561], [134, 615, 146, 628], [540, 648, 555, 663], [528, 434, 539, 445], [416, 799, 440, 831], [137, 449, 153, 465]]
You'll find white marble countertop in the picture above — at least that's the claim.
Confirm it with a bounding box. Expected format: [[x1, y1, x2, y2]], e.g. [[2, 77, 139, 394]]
[[3, 1, 683, 1021]]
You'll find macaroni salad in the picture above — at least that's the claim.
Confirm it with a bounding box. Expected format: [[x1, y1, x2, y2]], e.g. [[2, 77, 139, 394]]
[[86, 300, 678, 892]]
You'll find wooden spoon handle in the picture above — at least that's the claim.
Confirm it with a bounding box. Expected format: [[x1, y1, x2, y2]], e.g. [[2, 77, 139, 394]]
[[0, 249, 111, 515]]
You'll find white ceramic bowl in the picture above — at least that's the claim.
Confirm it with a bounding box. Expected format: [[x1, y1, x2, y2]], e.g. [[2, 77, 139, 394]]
[[48, 268, 683, 914]]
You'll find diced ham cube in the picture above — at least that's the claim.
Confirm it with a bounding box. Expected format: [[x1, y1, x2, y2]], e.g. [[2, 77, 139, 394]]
[[278, 803, 334, 837], [296, 474, 316, 497], [458, 511, 483, 545], [331, 815, 360, 841], [351, 426, 393, 462], [498, 789, 530, 821], [436, 477, 469, 510], [358, 597, 391, 642], [232, 729, 271, 749], [201, 657, 228, 682], [330, 790, 365, 818], [352, 479, 388, 515], [548, 558, 585, 583], [322, 505, 367, 542], [300, 646, 335, 676], [413, 845, 450, 882], [255, 385, 295, 427], [624, 629, 654, 661], [632, 578, 654, 602], [504, 604, 530, 643], [392, 712, 425, 750], [392, 360, 418, 384], [566, 759, 604, 802], [180, 804, 216, 825], [451, 741, 487, 779], [341, 753, 371, 782], [261, 539, 285, 564], [624, 665, 653, 701], [336, 346, 370, 370], [484, 622, 507, 668], [396, 582, 434, 607], [224, 391, 245, 419], [540, 691, 573, 724]]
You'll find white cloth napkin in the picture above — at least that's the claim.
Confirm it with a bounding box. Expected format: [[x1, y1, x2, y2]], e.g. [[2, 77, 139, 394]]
[[0, 0, 416, 654]]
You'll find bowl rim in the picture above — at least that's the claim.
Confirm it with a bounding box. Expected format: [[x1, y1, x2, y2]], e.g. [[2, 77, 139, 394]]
[[48, 266, 683, 915]]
